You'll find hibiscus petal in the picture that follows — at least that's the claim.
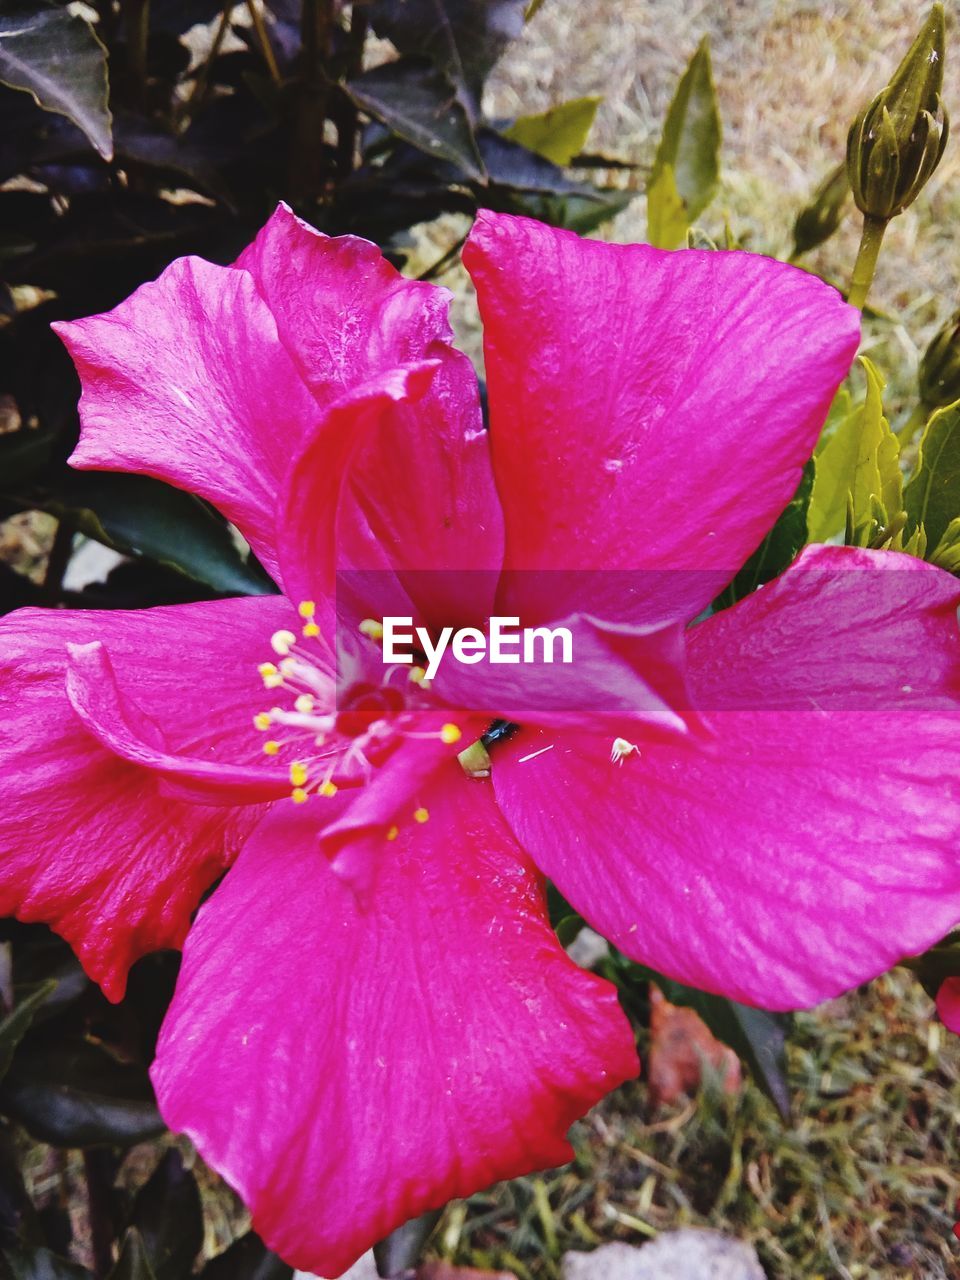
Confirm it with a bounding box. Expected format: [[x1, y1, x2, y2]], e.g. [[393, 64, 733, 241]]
[[463, 211, 860, 623], [279, 365, 504, 631], [53, 256, 319, 580], [151, 776, 637, 1275], [236, 202, 461, 406], [0, 596, 299, 998], [494, 546, 960, 1009]]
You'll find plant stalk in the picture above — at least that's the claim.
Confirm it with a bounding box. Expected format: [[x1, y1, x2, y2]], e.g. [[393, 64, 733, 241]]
[[847, 214, 888, 311]]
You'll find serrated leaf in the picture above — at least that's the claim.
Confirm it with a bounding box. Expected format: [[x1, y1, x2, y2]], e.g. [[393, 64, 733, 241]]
[[32, 473, 275, 597], [128, 1151, 202, 1280], [647, 37, 721, 243], [646, 162, 688, 250], [904, 400, 960, 553], [929, 515, 960, 572], [346, 59, 485, 182], [0, 2, 112, 160], [808, 358, 902, 544], [0, 983, 56, 1086], [108, 1231, 157, 1280], [503, 96, 601, 166], [848, 359, 902, 543], [716, 460, 814, 606]]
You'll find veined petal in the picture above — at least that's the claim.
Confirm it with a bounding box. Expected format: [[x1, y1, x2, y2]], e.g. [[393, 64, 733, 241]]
[[463, 211, 860, 624], [151, 777, 637, 1276], [494, 547, 960, 1009], [53, 256, 319, 581], [279, 363, 503, 631], [236, 202, 461, 408], [0, 596, 299, 998]]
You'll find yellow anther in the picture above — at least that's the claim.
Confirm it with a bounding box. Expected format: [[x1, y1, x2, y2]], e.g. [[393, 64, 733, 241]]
[[263, 740, 280, 756], [359, 618, 384, 642], [386, 825, 399, 842], [271, 629, 297, 656], [413, 806, 429, 824], [319, 780, 338, 798], [258, 662, 278, 678], [409, 666, 427, 685], [440, 723, 462, 745], [298, 601, 316, 619], [253, 712, 272, 731], [302, 621, 321, 638], [289, 761, 308, 787], [291, 787, 309, 804], [294, 694, 315, 714]]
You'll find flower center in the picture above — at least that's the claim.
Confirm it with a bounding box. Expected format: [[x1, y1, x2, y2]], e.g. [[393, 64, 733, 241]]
[[251, 602, 461, 811]]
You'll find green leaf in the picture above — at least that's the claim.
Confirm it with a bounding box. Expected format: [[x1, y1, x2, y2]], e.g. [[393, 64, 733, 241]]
[[32, 473, 275, 596], [108, 1231, 157, 1280], [808, 358, 903, 545], [346, 59, 486, 182], [128, 1151, 202, 1280], [929, 514, 960, 572], [647, 37, 721, 245], [647, 973, 791, 1122], [0, 983, 56, 1087], [646, 163, 687, 250], [903, 929, 960, 1000], [716, 460, 814, 607], [198, 1235, 292, 1280], [0, 1, 112, 159], [904, 400, 960, 553], [2, 1247, 92, 1279], [504, 96, 601, 166], [0, 1040, 163, 1148]]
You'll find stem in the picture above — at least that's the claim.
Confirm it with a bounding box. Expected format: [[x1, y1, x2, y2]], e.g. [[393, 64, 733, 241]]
[[41, 519, 74, 604], [123, 0, 150, 109], [289, 0, 338, 203], [177, 1, 236, 130], [847, 214, 888, 311], [333, 3, 367, 178], [83, 1149, 117, 1279], [246, 0, 282, 86]]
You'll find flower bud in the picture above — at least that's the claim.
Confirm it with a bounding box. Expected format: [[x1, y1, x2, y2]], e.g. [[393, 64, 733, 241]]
[[846, 3, 949, 220], [792, 161, 850, 256], [920, 310, 960, 407]]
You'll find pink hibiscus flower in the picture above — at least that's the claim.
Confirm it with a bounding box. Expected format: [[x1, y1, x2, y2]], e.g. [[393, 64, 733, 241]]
[[3, 205, 960, 1275]]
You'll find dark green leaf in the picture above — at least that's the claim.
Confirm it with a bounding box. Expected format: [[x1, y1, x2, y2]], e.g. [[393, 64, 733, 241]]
[[346, 59, 485, 182], [199, 1235, 292, 1280], [373, 1210, 443, 1277], [904, 401, 960, 552], [32, 473, 275, 596], [128, 1151, 202, 1280], [108, 1231, 156, 1280], [647, 37, 721, 244], [0, 2, 112, 159], [0, 984, 56, 1087], [903, 929, 960, 999], [367, 0, 525, 113], [648, 973, 791, 1121], [1, 1248, 91, 1280], [715, 460, 814, 607], [0, 1040, 163, 1148]]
